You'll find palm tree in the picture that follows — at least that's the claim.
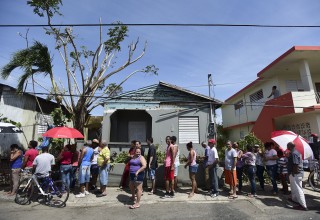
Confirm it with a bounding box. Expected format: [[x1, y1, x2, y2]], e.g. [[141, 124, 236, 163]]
[[1, 41, 57, 94]]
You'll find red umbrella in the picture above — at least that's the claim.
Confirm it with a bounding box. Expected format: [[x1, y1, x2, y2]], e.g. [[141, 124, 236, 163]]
[[271, 130, 314, 159], [42, 126, 84, 139]]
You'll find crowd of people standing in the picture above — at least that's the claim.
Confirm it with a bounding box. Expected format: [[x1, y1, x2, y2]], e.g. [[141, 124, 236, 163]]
[[4, 136, 309, 211]]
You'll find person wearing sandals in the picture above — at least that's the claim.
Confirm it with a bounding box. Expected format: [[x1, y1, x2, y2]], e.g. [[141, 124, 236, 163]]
[[234, 142, 244, 194], [241, 145, 257, 198], [129, 147, 147, 209], [7, 144, 23, 196], [184, 142, 198, 198], [96, 140, 110, 197], [224, 141, 238, 199]]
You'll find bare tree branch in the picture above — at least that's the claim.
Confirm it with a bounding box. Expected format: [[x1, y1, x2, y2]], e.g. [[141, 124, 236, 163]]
[[65, 28, 85, 94]]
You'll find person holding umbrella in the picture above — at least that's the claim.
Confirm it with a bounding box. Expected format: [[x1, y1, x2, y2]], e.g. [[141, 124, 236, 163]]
[[287, 142, 308, 211]]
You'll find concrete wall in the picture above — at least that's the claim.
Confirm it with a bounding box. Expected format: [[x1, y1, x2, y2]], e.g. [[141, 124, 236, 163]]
[[0, 89, 38, 152], [291, 91, 317, 113], [275, 111, 320, 139], [0, 86, 73, 156], [102, 106, 211, 157]]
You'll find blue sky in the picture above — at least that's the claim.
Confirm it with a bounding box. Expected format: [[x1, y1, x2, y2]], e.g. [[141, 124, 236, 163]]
[[1, 0, 320, 121]]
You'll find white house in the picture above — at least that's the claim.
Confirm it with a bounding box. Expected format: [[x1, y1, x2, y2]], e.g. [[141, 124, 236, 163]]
[[221, 46, 320, 143], [0, 83, 62, 155]]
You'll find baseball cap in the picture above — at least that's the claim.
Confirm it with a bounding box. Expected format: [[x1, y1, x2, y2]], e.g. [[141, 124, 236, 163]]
[[311, 133, 318, 137], [208, 139, 216, 144], [254, 144, 260, 148]]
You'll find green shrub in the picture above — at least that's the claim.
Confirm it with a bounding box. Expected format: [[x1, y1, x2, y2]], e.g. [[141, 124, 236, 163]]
[[156, 150, 166, 164]]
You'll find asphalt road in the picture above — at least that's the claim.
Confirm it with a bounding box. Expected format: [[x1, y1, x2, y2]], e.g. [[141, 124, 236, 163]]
[[0, 200, 319, 220]]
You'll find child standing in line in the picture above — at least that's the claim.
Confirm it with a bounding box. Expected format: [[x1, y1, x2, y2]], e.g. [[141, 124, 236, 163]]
[[277, 150, 289, 194]]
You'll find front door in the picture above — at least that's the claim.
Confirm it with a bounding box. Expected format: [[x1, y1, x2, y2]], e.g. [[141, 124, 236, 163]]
[[128, 121, 146, 142]]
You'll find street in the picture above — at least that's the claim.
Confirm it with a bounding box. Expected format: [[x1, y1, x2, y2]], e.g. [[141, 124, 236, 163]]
[[0, 199, 319, 220]]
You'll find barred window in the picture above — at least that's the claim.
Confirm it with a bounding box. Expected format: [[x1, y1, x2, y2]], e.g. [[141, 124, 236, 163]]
[[37, 114, 53, 134], [234, 100, 244, 116], [250, 90, 264, 110]]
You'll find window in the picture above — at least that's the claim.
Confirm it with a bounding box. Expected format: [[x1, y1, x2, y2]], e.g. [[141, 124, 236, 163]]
[[37, 114, 53, 134], [178, 117, 199, 144], [240, 131, 245, 139], [250, 89, 264, 110], [234, 100, 244, 116], [286, 80, 303, 92]]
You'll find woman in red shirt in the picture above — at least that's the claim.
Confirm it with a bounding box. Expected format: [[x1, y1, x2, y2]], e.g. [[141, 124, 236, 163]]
[[58, 144, 73, 191]]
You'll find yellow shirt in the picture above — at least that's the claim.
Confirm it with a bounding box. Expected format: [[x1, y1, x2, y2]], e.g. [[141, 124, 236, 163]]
[[97, 147, 110, 167]]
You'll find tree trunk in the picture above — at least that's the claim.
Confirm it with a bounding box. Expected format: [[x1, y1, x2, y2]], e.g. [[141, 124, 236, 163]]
[[73, 98, 89, 135]]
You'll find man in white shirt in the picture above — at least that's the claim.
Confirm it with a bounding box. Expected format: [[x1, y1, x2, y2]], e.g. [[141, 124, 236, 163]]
[[206, 139, 219, 197], [33, 147, 55, 178], [264, 142, 278, 194]]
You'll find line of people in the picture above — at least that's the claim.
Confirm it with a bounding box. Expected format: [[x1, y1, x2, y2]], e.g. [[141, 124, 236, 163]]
[[221, 140, 307, 211], [5, 137, 308, 211]]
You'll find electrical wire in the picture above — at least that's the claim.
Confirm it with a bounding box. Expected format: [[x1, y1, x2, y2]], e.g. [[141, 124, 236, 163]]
[[1, 91, 320, 109], [1, 23, 320, 28]]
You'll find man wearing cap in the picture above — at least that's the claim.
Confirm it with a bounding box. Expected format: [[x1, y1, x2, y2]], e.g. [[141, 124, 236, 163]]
[[206, 139, 219, 197], [287, 142, 308, 211]]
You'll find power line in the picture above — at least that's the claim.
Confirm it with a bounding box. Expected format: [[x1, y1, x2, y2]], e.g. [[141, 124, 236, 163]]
[[1, 23, 320, 28], [2, 91, 319, 110]]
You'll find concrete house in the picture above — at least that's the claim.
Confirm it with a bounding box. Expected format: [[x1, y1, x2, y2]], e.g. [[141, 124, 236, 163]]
[[0, 83, 62, 155], [101, 81, 222, 155], [221, 46, 320, 142]]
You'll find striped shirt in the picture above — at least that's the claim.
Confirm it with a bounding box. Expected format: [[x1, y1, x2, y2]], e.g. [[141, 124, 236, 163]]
[[277, 157, 288, 174]]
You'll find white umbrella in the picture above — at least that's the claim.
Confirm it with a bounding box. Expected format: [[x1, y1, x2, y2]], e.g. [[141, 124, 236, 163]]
[[271, 130, 314, 159]]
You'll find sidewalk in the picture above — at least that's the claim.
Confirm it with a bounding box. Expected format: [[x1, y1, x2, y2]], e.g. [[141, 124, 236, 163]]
[[1, 184, 319, 210]]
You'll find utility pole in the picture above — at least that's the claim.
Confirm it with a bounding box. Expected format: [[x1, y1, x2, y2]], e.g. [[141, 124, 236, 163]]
[[208, 74, 213, 123], [208, 74, 216, 139]]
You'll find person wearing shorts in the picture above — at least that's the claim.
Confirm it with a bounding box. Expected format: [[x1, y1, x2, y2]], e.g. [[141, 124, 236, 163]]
[[171, 136, 179, 191], [184, 142, 198, 198], [96, 140, 110, 197], [147, 137, 157, 194], [225, 141, 238, 199], [128, 148, 146, 209], [163, 136, 175, 198], [76, 141, 94, 198]]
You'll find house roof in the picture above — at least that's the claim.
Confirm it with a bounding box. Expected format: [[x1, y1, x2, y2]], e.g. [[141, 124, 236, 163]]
[[0, 83, 67, 113], [158, 81, 222, 104], [225, 46, 320, 102], [104, 81, 223, 107]]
